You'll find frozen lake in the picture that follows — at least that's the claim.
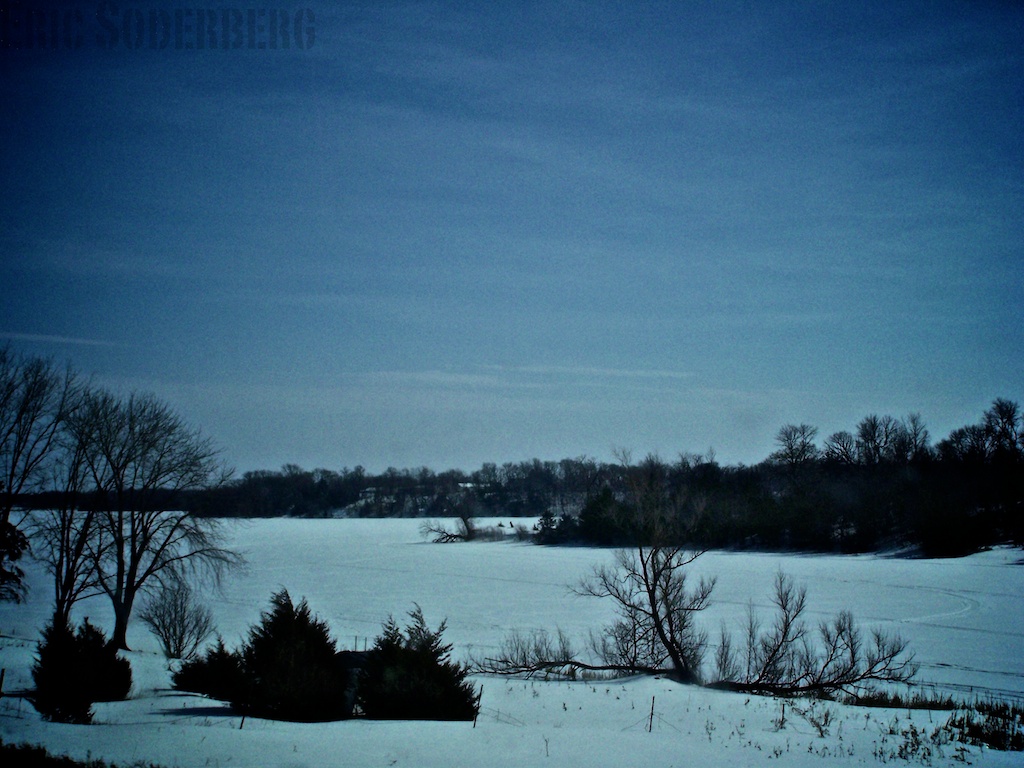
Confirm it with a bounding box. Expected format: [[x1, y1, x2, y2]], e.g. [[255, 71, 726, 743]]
[[181, 518, 1024, 700], [1, 517, 1022, 767]]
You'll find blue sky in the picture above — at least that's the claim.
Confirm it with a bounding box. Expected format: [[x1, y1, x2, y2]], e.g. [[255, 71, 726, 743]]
[[2, 1, 1022, 473]]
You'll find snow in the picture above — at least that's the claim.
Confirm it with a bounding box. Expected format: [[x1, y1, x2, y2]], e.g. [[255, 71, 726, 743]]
[[2, 518, 1022, 767]]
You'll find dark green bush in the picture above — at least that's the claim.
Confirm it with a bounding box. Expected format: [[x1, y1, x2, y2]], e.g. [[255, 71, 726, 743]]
[[31, 619, 132, 724], [172, 590, 356, 721], [357, 605, 479, 721], [173, 593, 476, 722], [171, 636, 245, 703], [237, 589, 354, 721]]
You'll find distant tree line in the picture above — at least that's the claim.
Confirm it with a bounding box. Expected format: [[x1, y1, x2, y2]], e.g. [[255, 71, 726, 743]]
[[537, 402, 1022, 556], [178, 456, 607, 520], [5, 345, 1020, 558], [48, 402, 1006, 556], [160, 400, 1021, 556]]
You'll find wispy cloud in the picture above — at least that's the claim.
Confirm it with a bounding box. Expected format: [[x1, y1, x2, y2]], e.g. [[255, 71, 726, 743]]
[[483, 364, 694, 381], [351, 366, 695, 390], [0, 332, 118, 348], [359, 370, 507, 389]]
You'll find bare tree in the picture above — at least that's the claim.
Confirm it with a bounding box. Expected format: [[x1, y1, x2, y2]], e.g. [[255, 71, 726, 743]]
[[420, 517, 476, 543], [570, 452, 716, 682], [0, 348, 78, 523], [30, 408, 101, 624], [575, 546, 714, 682], [475, 561, 715, 681], [713, 572, 917, 698], [938, 424, 991, 463], [139, 576, 215, 660], [742, 572, 811, 687], [420, 493, 478, 543], [73, 388, 240, 649], [903, 412, 931, 462], [0, 348, 78, 601], [856, 414, 911, 465], [823, 431, 857, 464], [770, 424, 820, 466], [474, 628, 584, 679], [984, 398, 1022, 461]]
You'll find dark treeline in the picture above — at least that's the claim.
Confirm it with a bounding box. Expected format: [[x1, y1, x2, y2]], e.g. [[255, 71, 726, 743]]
[[175, 399, 1021, 557], [181, 458, 607, 521], [14, 398, 1022, 557]]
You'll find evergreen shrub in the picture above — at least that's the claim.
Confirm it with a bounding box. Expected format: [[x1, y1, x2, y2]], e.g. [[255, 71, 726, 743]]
[[237, 589, 354, 721], [32, 619, 132, 724], [171, 636, 245, 703], [173, 590, 356, 721], [173, 592, 477, 722], [357, 605, 479, 721]]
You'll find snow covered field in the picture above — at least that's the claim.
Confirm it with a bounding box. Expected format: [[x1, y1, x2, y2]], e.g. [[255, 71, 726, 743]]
[[1, 518, 1022, 767]]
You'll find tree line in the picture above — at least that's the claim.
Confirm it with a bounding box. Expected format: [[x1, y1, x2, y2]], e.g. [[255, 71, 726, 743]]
[[4, 346, 1022, 571], [182, 456, 604, 519], [188, 402, 1021, 556], [535, 404, 1023, 556]]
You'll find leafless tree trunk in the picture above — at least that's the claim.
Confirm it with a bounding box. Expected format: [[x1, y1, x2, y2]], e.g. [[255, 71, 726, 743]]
[[0, 348, 78, 601], [0, 347, 78, 525], [72, 388, 240, 649], [30, 416, 100, 624], [576, 546, 714, 683]]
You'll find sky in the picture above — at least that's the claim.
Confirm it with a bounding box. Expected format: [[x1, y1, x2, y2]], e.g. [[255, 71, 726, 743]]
[[1, 1, 1022, 475]]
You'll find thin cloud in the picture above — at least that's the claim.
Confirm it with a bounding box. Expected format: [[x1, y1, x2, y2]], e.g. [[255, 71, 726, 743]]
[[0, 332, 118, 348], [483, 364, 694, 381], [360, 370, 507, 389], [354, 366, 695, 388]]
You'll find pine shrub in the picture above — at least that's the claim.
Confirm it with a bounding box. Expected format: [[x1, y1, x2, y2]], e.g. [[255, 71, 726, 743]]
[[357, 605, 479, 721], [237, 589, 354, 721], [32, 619, 132, 724], [172, 593, 478, 722], [171, 636, 245, 703], [174, 590, 356, 721]]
